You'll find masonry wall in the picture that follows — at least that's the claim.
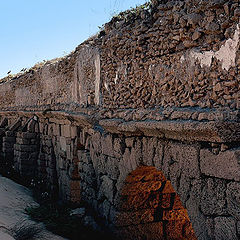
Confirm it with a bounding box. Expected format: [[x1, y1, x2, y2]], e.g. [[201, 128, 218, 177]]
[[0, 0, 239, 112], [100, 0, 240, 109], [0, 111, 240, 240], [0, 1, 240, 239]]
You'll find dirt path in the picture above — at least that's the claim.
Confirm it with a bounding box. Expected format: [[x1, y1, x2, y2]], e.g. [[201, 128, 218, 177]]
[[0, 175, 67, 240]]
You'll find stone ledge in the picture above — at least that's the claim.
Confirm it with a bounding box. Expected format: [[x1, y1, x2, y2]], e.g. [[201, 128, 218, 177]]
[[100, 119, 240, 143], [0, 110, 240, 143]]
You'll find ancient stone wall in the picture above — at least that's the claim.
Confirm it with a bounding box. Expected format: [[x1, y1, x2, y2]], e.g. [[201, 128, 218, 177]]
[[100, 0, 240, 110], [0, 0, 240, 239], [0, 0, 239, 113], [0, 110, 240, 239]]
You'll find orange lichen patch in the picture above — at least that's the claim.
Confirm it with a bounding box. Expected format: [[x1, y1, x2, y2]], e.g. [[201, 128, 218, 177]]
[[121, 181, 162, 195], [115, 209, 155, 226], [116, 166, 197, 240], [116, 222, 164, 240], [183, 221, 198, 240], [163, 209, 190, 221], [172, 194, 185, 210], [161, 180, 176, 193], [142, 171, 167, 182], [125, 166, 166, 183], [166, 220, 197, 240], [120, 192, 152, 210], [160, 193, 173, 209]]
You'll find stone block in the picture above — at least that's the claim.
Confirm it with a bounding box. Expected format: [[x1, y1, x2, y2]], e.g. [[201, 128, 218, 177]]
[[237, 221, 240, 236], [61, 125, 71, 138], [14, 144, 37, 152], [101, 134, 114, 157], [2, 147, 13, 153], [200, 178, 227, 215], [119, 148, 136, 179], [0, 117, 8, 128], [5, 131, 15, 137], [53, 124, 60, 136], [70, 126, 77, 138], [106, 157, 120, 180], [99, 199, 111, 220], [66, 144, 72, 159], [16, 138, 30, 145], [58, 156, 67, 170], [113, 137, 123, 159], [142, 137, 158, 166], [3, 136, 16, 143], [186, 179, 209, 240], [59, 136, 67, 151], [200, 149, 240, 181], [91, 131, 101, 153], [226, 182, 240, 220], [27, 119, 36, 132], [125, 137, 134, 148], [98, 175, 114, 203], [20, 132, 37, 139], [114, 209, 154, 226], [214, 217, 238, 240], [8, 118, 21, 131], [2, 142, 14, 149], [163, 142, 200, 179]]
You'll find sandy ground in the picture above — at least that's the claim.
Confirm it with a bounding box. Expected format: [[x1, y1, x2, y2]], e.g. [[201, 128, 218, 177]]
[[0, 175, 67, 240]]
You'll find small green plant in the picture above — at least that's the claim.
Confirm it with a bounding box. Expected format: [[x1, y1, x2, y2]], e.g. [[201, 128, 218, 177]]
[[110, 1, 152, 22]]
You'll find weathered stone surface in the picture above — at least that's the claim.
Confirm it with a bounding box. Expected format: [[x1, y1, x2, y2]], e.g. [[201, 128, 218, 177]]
[[142, 137, 158, 166], [98, 175, 114, 203], [113, 137, 124, 159], [99, 199, 111, 220], [214, 217, 238, 240], [200, 149, 240, 181], [59, 136, 67, 152], [186, 179, 209, 240], [226, 182, 240, 220], [200, 178, 227, 215], [101, 134, 114, 157], [163, 142, 200, 180], [237, 221, 240, 236], [0, 1, 240, 239], [61, 125, 71, 138]]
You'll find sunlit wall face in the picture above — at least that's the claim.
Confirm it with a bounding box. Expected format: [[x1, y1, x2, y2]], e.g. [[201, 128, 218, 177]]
[[115, 166, 197, 240]]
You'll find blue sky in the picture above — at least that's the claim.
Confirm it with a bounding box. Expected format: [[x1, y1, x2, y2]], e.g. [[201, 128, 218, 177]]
[[0, 0, 147, 79]]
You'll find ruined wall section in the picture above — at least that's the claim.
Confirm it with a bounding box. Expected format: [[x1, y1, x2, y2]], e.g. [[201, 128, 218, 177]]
[[0, 0, 239, 113], [0, 55, 77, 110], [100, 0, 240, 109]]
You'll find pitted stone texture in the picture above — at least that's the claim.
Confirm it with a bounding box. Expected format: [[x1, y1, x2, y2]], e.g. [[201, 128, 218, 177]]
[[101, 134, 114, 157], [200, 178, 227, 215], [186, 179, 209, 240], [162, 142, 200, 206], [214, 217, 238, 240], [200, 149, 240, 181], [163, 142, 200, 180], [98, 175, 114, 203], [226, 182, 240, 220]]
